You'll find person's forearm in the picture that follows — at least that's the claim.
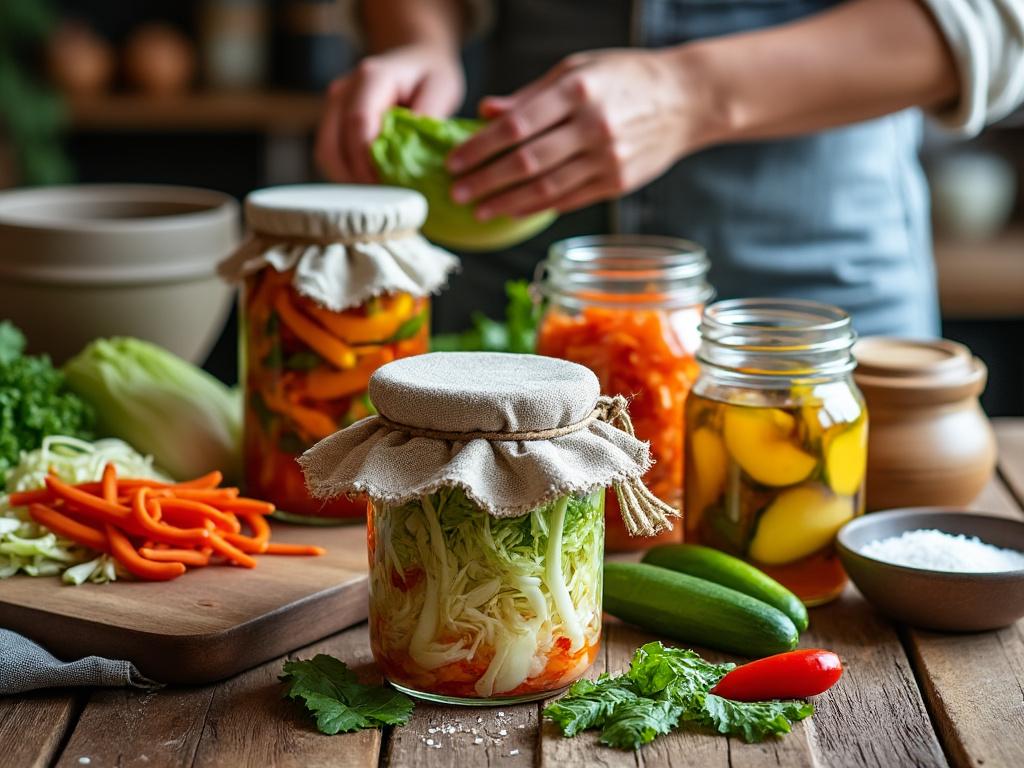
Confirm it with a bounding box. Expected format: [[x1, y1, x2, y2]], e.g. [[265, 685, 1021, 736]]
[[679, 0, 959, 144], [361, 0, 464, 53]]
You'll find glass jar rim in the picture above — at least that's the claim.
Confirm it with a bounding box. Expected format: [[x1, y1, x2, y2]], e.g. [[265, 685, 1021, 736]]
[[536, 234, 714, 309], [698, 298, 857, 378]]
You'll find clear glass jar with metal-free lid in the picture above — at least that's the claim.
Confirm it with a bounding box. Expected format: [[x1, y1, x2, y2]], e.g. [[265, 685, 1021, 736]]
[[535, 235, 712, 551], [220, 184, 458, 524], [300, 352, 675, 704], [685, 298, 867, 606]]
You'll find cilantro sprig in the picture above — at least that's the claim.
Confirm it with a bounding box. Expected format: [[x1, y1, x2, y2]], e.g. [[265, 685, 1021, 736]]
[[544, 642, 813, 750], [281, 654, 414, 734]]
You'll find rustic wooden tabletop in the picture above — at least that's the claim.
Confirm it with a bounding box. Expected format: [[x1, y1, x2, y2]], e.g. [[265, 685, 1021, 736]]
[[5, 419, 1024, 768]]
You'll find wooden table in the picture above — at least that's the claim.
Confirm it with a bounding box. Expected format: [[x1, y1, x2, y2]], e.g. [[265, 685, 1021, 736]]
[[5, 420, 1024, 768]]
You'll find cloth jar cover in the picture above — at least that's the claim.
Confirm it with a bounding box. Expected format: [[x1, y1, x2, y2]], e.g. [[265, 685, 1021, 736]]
[[218, 184, 459, 311], [300, 352, 675, 533]]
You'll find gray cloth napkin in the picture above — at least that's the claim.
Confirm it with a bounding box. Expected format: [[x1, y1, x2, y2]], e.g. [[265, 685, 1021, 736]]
[[0, 629, 160, 695]]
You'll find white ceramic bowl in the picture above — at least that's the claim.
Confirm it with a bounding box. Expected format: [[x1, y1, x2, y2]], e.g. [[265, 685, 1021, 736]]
[[0, 184, 239, 363]]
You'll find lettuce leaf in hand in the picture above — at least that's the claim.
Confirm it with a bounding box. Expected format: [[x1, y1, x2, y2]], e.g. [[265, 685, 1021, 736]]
[[371, 107, 556, 252]]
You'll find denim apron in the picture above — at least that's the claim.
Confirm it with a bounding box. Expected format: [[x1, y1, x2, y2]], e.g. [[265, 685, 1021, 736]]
[[436, 0, 940, 338]]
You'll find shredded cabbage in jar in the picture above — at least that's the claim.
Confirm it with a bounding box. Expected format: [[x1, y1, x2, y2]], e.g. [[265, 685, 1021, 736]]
[[0, 435, 167, 584], [368, 487, 604, 699]]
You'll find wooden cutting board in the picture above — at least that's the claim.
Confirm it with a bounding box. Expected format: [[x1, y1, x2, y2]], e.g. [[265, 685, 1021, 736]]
[[0, 522, 369, 685]]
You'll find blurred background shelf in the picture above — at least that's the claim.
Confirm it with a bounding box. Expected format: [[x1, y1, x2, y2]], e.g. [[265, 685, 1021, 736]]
[[67, 91, 324, 133], [935, 227, 1024, 320]]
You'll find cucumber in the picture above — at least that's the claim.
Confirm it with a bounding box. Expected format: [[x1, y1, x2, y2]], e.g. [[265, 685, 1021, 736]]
[[603, 562, 799, 658], [642, 544, 809, 632]]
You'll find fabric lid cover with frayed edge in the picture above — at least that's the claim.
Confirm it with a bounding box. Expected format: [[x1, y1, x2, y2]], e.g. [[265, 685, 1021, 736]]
[[217, 184, 459, 311], [299, 352, 677, 536]]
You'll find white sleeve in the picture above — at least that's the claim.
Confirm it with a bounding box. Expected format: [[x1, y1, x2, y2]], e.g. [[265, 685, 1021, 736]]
[[919, 0, 1024, 135]]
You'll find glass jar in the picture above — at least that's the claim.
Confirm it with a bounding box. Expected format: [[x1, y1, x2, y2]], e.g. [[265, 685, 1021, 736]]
[[535, 235, 712, 551], [367, 487, 605, 704], [241, 271, 429, 523], [685, 299, 867, 605]]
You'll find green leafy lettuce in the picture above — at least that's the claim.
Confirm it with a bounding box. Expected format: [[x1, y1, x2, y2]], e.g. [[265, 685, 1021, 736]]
[[281, 654, 414, 734], [0, 321, 94, 472], [371, 107, 556, 251], [431, 280, 539, 353], [63, 337, 241, 482], [543, 642, 814, 750]]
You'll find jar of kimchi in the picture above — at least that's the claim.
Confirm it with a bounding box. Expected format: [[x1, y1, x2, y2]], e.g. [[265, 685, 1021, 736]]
[[535, 235, 712, 551], [300, 352, 674, 703], [686, 299, 867, 605], [220, 185, 458, 524]]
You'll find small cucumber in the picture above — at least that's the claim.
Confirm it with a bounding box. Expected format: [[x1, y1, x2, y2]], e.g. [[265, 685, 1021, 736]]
[[604, 562, 799, 658], [642, 544, 809, 632]]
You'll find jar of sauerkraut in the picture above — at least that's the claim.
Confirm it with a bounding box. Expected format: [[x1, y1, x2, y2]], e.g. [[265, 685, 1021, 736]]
[[686, 299, 867, 606], [219, 185, 458, 524], [535, 235, 712, 551], [301, 352, 676, 704]]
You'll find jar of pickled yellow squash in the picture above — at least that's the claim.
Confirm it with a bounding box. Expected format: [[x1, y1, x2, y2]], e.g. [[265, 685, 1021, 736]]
[[685, 299, 867, 605]]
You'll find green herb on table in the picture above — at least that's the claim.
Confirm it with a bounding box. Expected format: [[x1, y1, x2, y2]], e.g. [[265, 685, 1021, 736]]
[[0, 322, 94, 473], [431, 280, 540, 354], [281, 654, 414, 734], [544, 642, 814, 750]]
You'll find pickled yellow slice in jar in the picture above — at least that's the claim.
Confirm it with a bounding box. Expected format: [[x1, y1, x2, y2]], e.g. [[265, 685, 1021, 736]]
[[688, 427, 728, 515], [748, 484, 854, 565], [723, 406, 817, 487], [824, 418, 867, 496]]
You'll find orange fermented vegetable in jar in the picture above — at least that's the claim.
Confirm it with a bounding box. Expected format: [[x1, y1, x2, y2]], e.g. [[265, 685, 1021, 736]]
[[242, 268, 429, 523], [535, 235, 711, 551]]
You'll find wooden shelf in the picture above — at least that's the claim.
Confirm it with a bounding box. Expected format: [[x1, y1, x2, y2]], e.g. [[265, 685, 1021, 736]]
[[67, 91, 324, 133], [935, 226, 1024, 319]]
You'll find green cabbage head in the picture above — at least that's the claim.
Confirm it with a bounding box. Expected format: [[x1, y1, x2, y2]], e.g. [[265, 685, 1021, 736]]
[[371, 107, 556, 252]]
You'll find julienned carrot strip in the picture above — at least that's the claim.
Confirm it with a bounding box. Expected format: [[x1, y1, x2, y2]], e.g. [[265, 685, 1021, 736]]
[[208, 533, 258, 568], [133, 491, 210, 545], [158, 498, 242, 533], [242, 512, 271, 545], [273, 289, 357, 369], [7, 488, 53, 506], [170, 488, 241, 501], [222, 532, 265, 554], [45, 476, 130, 518], [105, 524, 185, 581], [261, 388, 338, 440], [171, 471, 224, 490], [29, 503, 108, 552], [139, 547, 212, 567], [302, 295, 413, 344], [264, 542, 326, 556], [214, 497, 276, 516], [101, 463, 118, 504]]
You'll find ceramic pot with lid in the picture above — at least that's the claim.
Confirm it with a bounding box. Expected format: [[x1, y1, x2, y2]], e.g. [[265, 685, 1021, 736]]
[[853, 338, 996, 511]]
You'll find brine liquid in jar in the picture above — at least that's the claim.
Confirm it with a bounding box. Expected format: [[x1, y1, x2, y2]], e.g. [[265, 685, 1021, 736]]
[[535, 235, 712, 551], [242, 268, 429, 523], [685, 299, 867, 605]]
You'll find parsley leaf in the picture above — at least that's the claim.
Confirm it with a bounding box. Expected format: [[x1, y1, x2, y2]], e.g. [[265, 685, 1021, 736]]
[[599, 698, 683, 750], [0, 321, 26, 364], [281, 654, 414, 734], [543, 642, 815, 750]]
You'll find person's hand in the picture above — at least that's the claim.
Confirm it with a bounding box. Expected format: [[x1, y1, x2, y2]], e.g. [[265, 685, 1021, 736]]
[[316, 43, 465, 183], [446, 48, 719, 219]]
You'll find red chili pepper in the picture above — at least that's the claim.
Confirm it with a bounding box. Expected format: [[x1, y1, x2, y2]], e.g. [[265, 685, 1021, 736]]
[[710, 649, 843, 702]]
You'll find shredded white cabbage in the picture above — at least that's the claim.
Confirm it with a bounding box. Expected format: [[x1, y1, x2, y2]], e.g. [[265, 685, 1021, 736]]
[[0, 435, 168, 584], [369, 487, 604, 698]]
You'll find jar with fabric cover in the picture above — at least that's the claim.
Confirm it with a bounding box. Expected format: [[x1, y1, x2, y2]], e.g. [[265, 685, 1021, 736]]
[[301, 352, 676, 704], [219, 185, 458, 524], [535, 235, 712, 552], [685, 299, 867, 606]]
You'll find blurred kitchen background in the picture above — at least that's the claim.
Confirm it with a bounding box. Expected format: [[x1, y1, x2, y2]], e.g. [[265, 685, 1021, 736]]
[[0, 0, 1021, 414]]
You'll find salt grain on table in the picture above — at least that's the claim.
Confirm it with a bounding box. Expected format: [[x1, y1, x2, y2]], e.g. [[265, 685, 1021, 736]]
[[861, 528, 1024, 572]]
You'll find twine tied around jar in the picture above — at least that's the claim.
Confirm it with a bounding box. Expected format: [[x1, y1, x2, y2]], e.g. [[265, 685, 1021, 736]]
[[373, 393, 679, 537]]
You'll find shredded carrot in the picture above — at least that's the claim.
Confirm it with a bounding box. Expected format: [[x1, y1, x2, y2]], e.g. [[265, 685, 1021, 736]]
[[19, 469, 324, 582], [105, 524, 185, 581], [28, 503, 108, 552], [273, 289, 357, 369], [264, 542, 326, 556]]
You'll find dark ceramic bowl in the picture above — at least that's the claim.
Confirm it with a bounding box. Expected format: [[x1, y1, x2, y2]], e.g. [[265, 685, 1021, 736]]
[[837, 508, 1024, 631]]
